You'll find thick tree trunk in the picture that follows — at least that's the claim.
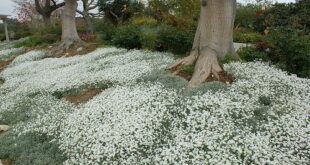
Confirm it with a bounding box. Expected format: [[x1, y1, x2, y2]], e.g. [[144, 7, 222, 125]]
[[61, 0, 81, 48], [169, 0, 236, 87]]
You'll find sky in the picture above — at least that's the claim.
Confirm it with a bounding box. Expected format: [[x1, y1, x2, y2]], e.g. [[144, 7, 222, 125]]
[[0, 0, 296, 18]]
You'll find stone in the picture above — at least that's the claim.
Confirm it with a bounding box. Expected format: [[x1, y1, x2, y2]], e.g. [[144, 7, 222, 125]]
[[77, 47, 83, 52], [234, 42, 253, 52], [0, 125, 10, 132]]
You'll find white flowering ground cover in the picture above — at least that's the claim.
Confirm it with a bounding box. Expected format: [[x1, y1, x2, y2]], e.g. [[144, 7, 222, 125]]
[[0, 38, 27, 60], [0, 44, 309, 164]]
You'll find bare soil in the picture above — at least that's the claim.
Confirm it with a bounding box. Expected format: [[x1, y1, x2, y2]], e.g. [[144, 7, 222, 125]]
[[170, 68, 234, 84], [0, 57, 16, 72], [64, 88, 104, 105]]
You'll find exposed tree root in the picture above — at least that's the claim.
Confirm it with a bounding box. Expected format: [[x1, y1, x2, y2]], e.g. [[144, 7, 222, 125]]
[[169, 48, 234, 87], [168, 51, 198, 75], [46, 40, 98, 58]]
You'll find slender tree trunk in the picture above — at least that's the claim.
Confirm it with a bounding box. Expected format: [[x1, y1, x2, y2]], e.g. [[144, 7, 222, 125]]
[[42, 14, 52, 26], [61, 0, 81, 48], [84, 13, 94, 34], [169, 0, 236, 87], [3, 19, 9, 42]]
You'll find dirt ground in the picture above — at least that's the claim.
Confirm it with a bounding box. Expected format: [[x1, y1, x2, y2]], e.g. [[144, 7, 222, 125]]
[[64, 88, 104, 105]]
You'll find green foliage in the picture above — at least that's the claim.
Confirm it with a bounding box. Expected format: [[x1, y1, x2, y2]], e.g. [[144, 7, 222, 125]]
[[238, 47, 268, 62], [112, 25, 142, 49], [221, 54, 240, 64], [157, 25, 194, 55], [0, 19, 31, 41], [140, 27, 158, 50], [258, 0, 310, 34], [234, 31, 263, 43], [131, 16, 158, 27], [0, 33, 6, 41], [94, 21, 117, 44], [148, 0, 200, 20], [138, 70, 187, 90], [259, 95, 272, 106], [98, 22, 195, 54], [14, 26, 61, 48], [98, 0, 144, 25], [0, 77, 4, 84], [15, 34, 59, 48], [179, 65, 195, 75], [0, 133, 66, 165], [235, 3, 261, 29], [186, 82, 228, 96], [265, 28, 310, 78]]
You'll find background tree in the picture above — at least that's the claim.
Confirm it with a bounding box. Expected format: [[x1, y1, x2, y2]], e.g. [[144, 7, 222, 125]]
[[98, 0, 144, 25], [14, 0, 40, 23], [149, 0, 200, 19], [77, 0, 98, 34], [34, 0, 66, 26], [169, 0, 236, 87]]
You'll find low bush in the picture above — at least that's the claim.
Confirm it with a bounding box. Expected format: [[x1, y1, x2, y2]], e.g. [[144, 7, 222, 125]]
[[238, 47, 268, 62], [265, 28, 310, 78], [111, 25, 142, 49], [140, 26, 158, 50], [15, 34, 59, 48], [257, 0, 310, 34], [131, 16, 158, 27], [234, 31, 263, 43], [235, 3, 261, 29], [95, 22, 117, 44], [157, 25, 194, 55], [237, 28, 310, 78]]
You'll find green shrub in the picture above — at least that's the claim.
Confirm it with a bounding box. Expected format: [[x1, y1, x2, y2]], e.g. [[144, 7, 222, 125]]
[[265, 28, 310, 78], [15, 34, 59, 48], [258, 0, 310, 34], [95, 22, 117, 44], [234, 31, 263, 43], [221, 53, 240, 64], [112, 25, 142, 49], [139, 27, 158, 50], [238, 47, 268, 62], [157, 25, 194, 55], [0, 34, 6, 41], [235, 3, 261, 29], [131, 16, 158, 27]]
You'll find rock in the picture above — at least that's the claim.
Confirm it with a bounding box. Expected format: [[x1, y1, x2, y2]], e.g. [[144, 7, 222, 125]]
[[233, 42, 253, 52], [77, 47, 83, 52], [0, 160, 14, 165], [0, 125, 10, 132], [48, 46, 53, 49]]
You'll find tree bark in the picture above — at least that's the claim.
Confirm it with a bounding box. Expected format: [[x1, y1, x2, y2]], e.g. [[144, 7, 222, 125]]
[[42, 14, 52, 26], [84, 13, 94, 34], [169, 0, 236, 87], [34, 0, 66, 27], [61, 0, 81, 48], [3, 19, 9, 42]]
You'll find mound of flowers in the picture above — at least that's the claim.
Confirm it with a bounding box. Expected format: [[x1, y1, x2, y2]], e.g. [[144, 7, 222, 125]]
[[0, 45, 309, 164]]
